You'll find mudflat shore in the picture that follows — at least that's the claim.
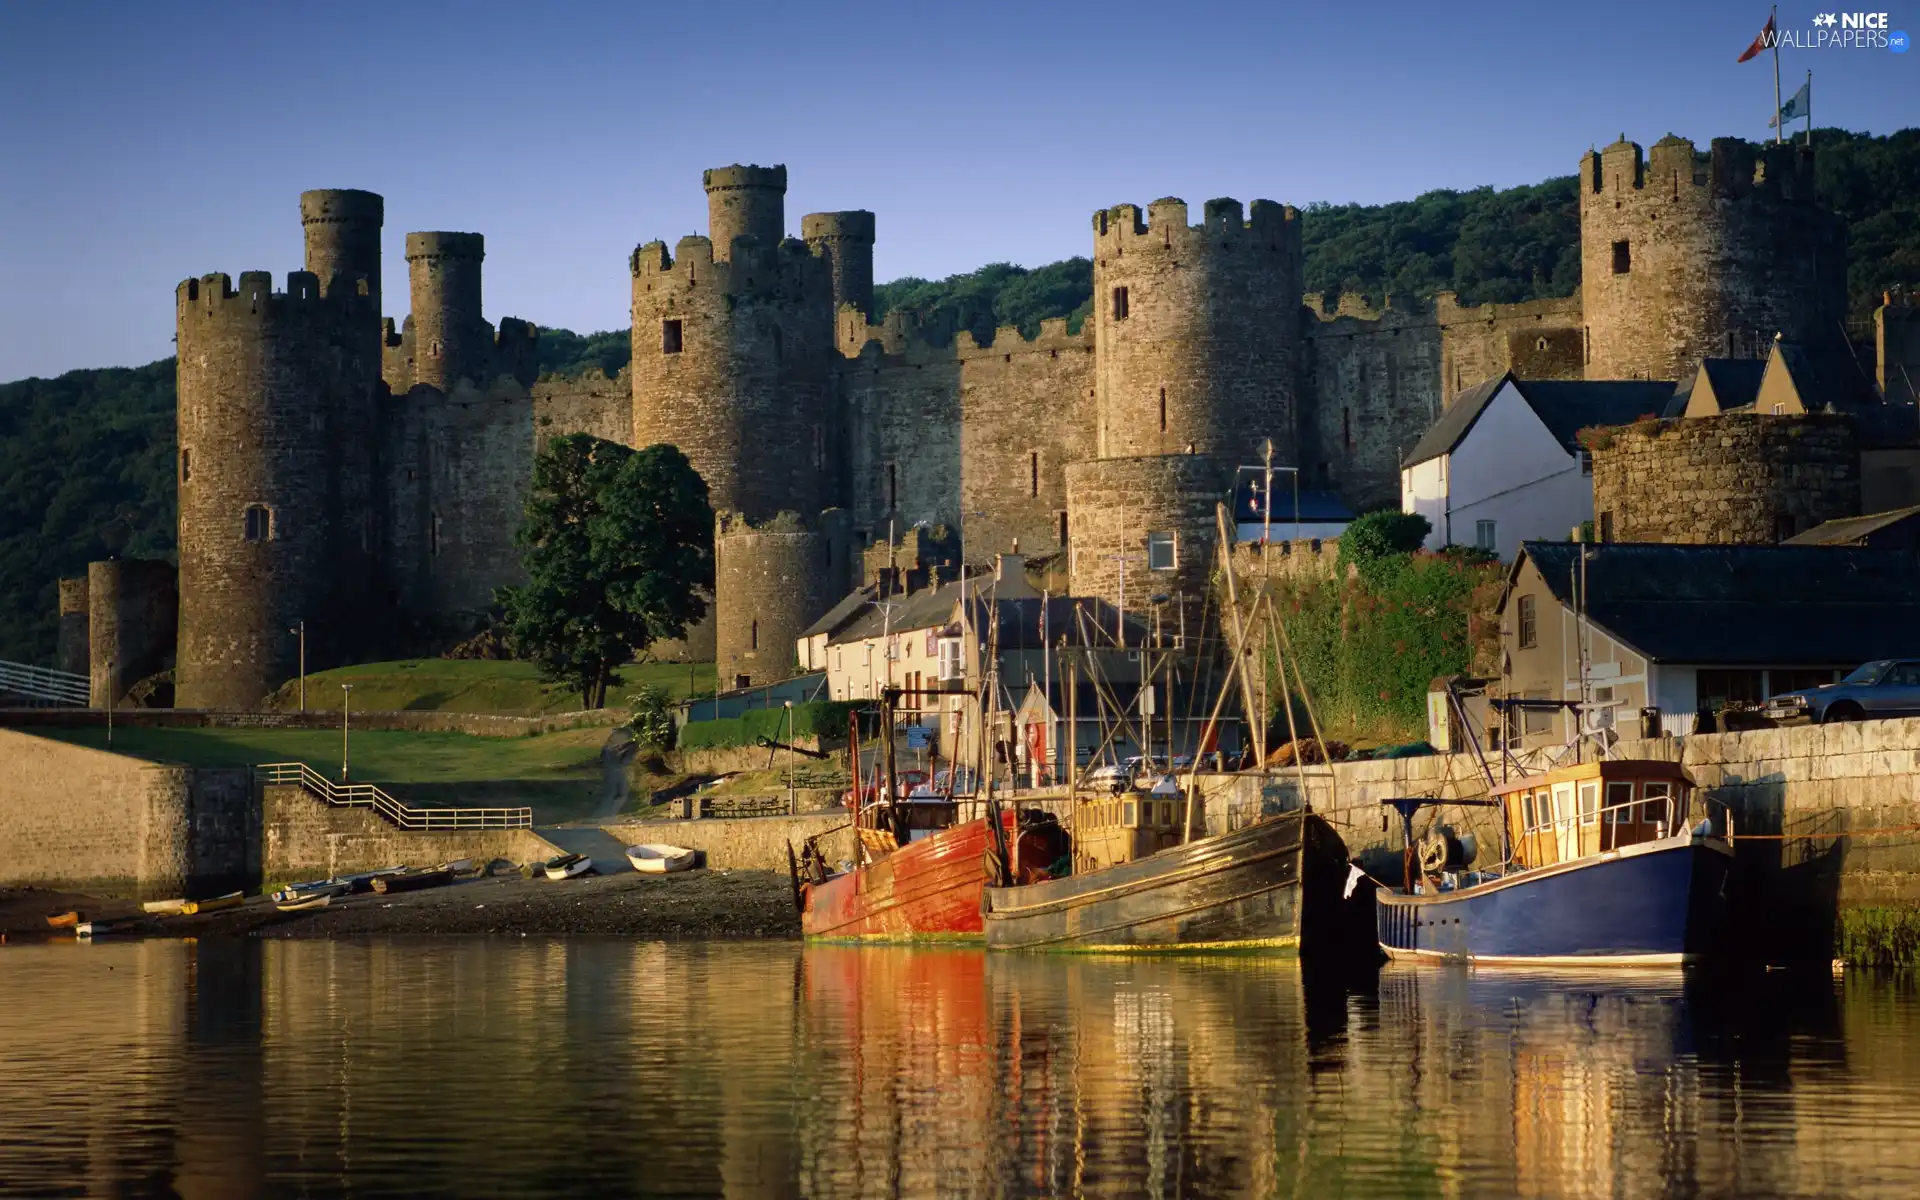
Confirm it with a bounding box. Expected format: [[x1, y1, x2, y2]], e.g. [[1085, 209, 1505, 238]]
[[0, 868, 801, 942]]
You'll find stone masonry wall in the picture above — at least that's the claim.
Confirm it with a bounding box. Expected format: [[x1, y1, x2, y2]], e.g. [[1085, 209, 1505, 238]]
[[1065, 455, 1231, 643], [1589, 412, 1860, 543], [839, 343, 962, 542], [0, 729, 254, 898], [262, 784, 559, 882], [957, 320, 1096, 560], [87, 557, 178, 707], [57, 576, 89, 676], [532, 368, 634, 446], [599, 811, 852, 872]]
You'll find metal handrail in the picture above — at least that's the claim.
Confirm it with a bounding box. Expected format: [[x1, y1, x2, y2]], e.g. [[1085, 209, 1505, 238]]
[[0, 659, 88, 707], [258, 761, 532, 830]]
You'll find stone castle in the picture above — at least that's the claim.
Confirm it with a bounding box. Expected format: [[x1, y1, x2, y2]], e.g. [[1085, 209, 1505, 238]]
[[90, 133, 1849, 708]]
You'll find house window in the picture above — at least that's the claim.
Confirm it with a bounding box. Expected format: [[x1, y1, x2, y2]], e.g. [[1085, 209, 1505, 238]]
[[1769, 668, 1837, 696], [936, 637, 965, 680], [1111, 287, 1130, 321], [1517, 594, 1537, 649], [1611, 241, 1631, 274], [662, 319, 683, 354], [1598, 511, 1614, 542], [1475, 520, 1496, 551], [1147, 532, 1176, 571], [1029, 451, 1039, 498], [243, 504, 273, 542], [180, 448, 191, 483], [1158, 387, 1167, 432]]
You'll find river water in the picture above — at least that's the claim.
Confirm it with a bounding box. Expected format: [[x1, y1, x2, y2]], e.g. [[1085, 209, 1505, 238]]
[[1, 940, 1917, 1198]]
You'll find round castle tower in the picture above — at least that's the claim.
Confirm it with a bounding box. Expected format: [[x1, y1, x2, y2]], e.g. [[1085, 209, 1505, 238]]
[[300, 189, 384, 308], [1580, 136, 1847, 382], [174, 271, 374, 708], [1091, 197, 1304, 462], [714, 511, 852, 689], [801, 210, 876, 319], [703, 164, 787, 262], [403, 232, 490, 392]]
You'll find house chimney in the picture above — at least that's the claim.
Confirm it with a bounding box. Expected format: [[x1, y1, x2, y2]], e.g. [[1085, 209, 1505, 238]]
[[996, 553, 1025, 583]]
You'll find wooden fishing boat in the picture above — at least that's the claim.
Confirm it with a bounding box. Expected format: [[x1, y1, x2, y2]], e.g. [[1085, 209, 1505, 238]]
[[542, 854, 593, 881], [341, 867, 406, 894], [1374, 759, 1734, 966], [372, 867, 453, 894], [982, 806, 1362, 954], [45, 911, 81, 929], [275, 893, 333, 913], [798, 807, 1034, 940], [626, 844, 698, 874], [140, 898, 189, 915], [181, 892, 244, 915]]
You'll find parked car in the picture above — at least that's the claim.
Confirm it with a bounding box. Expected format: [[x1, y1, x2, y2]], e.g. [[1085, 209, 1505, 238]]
[[1763, 660, 1920, 724], [1079, 763, 1131, 794]]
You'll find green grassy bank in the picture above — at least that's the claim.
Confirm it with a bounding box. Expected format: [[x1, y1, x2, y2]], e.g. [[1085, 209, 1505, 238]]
[[261, 658, 715, 716]]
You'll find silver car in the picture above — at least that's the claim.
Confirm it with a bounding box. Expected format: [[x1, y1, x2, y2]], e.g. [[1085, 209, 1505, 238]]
[[1763, 660, 1920, 724]]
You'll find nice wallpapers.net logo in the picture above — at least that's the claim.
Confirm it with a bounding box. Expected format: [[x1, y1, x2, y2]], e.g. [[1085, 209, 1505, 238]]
[[1778, 11, 1908, 49]]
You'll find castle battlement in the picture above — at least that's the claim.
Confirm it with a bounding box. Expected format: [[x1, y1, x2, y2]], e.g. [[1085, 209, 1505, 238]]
[[840, 307, 956, 359], [175, 270, 358, 319], [703, 164, 787, 193], [405, 231, 485, 261], [1581, 135, 1817, 202], [801, 211, 875, 242], [1091, 196, 1300, 256], [954, 317, 1093, 359], [630, 233, 827, 294]]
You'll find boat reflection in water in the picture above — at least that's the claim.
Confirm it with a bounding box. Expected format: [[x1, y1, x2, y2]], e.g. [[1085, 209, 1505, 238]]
[[4, 941, 1920, 1197]]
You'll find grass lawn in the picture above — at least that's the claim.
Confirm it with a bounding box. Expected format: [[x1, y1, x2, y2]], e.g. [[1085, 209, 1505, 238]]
[[35, 725, 615, 825], [261, 658, 716, 716]]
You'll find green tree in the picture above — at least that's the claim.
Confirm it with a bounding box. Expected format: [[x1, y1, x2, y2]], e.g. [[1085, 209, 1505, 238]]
[[498, 435, 714, 709], [1337, 510, 1431, 587]]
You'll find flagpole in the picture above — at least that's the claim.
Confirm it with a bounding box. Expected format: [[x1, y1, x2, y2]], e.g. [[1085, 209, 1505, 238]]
[[1771, 4, 1783, 144], [1804, 70, 1813, 148]]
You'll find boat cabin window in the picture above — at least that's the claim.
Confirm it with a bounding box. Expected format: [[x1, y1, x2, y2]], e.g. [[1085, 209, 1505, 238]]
[[1605, 781, 1635, 823], [1578, 782, 1599, 825], [1641, 781, 1673, 825], [1521, 791, 1538, 830], [1122, 801, 1136, 826]]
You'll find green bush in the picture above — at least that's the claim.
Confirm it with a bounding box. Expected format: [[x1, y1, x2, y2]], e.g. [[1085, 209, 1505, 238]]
[[677, 700, 866, 751], [1839, 905, 1920, 969]]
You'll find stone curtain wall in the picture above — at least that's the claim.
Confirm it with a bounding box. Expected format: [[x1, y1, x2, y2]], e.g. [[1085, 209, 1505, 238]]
[[1589, 412, 1860, 543], [1065, 455, 1231, 643], [0, 729, 253, 898], [957, 321, 1097, 560], [532, 369, 633, 446], [840, 345, 963, 541]]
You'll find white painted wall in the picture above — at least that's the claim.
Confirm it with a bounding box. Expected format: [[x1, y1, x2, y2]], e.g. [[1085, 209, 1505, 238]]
[[1400, 381, 1593, 560]]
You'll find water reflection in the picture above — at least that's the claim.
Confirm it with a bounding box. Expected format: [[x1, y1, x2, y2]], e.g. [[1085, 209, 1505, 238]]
[[0, 941, 1916, 1198]]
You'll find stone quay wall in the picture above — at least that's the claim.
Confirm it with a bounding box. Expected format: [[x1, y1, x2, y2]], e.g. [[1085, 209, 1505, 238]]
[[0, 729, 255, 899], [599, 811, 852, 872], [262, 785, 559, 883]]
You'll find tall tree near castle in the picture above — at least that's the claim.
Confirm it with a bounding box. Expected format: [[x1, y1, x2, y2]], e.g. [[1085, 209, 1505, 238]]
[[498, 436, 714, 709]]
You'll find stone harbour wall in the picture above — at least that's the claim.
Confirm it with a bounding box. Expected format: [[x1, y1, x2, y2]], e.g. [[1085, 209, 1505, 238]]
[[262, 784, 559, 883], [599, 811, 852, 872]]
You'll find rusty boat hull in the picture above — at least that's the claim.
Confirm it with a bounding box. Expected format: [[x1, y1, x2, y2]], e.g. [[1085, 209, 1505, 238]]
[[801, 812, 1017, 940]]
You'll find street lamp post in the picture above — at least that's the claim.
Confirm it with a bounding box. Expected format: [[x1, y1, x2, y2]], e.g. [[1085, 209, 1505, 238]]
[[288, 621, 306, 712], [340, 683, 353, 781]]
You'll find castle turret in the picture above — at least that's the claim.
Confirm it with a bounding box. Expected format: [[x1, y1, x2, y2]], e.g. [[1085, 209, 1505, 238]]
[[1091, 197, 1304, 462], [1580, 136, 1847, 381], [404, 232, 490, 392], [703, 164, 787, 262], [174, 271, 372, 708], [300, 189, 384, 308], [714, 510, 851, 690], [802, 210, 876, 319]]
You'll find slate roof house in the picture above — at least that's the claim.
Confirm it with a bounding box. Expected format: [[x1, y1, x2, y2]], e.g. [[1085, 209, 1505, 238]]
[[1400, 373, 1674, 560], [1497, 541, 1920, 747]]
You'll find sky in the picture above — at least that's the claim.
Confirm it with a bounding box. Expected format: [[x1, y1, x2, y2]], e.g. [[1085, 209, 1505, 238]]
[[0, 0, 1914, 379]]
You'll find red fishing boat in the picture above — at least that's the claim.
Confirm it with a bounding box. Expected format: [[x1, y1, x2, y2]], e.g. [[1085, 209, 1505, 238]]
[[789, 689, 1054, 940]]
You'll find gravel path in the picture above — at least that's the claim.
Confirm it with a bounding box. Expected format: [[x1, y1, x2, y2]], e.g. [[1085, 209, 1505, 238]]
[[0, 868, 800, 942]]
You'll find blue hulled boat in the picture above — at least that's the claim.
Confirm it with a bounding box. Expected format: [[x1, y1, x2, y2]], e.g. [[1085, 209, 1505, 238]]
[[1376, 759, 1733, 966]]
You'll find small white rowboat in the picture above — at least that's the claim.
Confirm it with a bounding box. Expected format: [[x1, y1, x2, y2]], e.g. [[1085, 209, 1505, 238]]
[[626, 844, 698, 874], [543, 854, 594, 881], [141, 898, 189, 915], [276, 893, 332, 913]]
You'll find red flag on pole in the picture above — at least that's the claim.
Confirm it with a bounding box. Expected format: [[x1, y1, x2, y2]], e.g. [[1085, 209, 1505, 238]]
[[1737, 12, 1776, 61]]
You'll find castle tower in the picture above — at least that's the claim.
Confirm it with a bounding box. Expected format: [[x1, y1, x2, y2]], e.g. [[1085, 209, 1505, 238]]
[[629, 233, 835, 518], [714, 511, 851, 689], [403, 232, 490, 391], [802, 210, 876, 319], [174, 271, 372, 708], [299, 189, 383, 309], [1091, 197, 1304, 462], [56, 576, 89, 676], [1580, 136, 1847, 382], [87, 558, 177, 708], [703, 164, 787, 262]]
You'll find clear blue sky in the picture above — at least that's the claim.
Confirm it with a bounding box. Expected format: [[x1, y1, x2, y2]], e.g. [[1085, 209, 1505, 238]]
[[1, 0, 1913, 379]]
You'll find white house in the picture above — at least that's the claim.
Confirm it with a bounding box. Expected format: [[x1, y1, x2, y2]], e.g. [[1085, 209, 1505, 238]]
[[1400, 373, 1673, 560]]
